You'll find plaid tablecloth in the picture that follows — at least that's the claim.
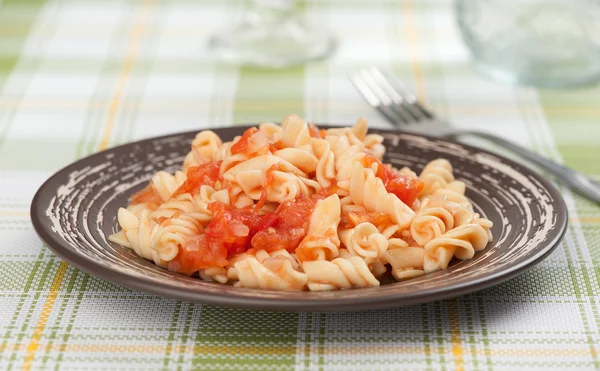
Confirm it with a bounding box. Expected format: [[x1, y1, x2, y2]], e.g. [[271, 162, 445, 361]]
[[1, 0, 599, 369]]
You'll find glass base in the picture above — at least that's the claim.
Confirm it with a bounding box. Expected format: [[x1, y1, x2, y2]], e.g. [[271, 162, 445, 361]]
[[208, 16, 337, 68], [471, 37, 600, 88]]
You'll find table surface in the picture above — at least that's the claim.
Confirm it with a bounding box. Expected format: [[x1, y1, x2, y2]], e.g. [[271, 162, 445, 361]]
[[1, 0, 599, 370]]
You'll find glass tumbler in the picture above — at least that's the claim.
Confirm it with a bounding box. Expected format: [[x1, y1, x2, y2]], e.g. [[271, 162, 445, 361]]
[[456, 0, 600, 87], [208, 0, 337, 68]]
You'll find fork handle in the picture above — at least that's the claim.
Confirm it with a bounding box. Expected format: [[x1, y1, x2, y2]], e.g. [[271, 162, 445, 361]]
[[444, 129, 600, 204]]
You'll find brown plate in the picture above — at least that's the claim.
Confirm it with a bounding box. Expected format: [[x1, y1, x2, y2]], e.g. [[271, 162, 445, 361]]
[[31, 126, 568, 311]]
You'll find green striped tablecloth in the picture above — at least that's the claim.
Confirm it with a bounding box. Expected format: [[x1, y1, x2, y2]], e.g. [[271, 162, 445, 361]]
[[1, 0, 599, 369]]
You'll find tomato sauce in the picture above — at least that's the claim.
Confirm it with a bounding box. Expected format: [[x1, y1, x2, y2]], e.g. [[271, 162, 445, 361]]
[[254, 164, 281, 212], [339, 210, 394, 230], [295, 228, 337, 262], [308, 123, 326, 139], [169, 203, 263, 273], [230, 127, 259, 155], [167, 196, 315, 274], [130, 184, 163, 206], [251, 196, 315, 253], [269, 140, 284, 152], [171, 161, 222, 198], [168, 235, 227, 275], [311, 183, 339, 201], [360, 154, 423, 206]]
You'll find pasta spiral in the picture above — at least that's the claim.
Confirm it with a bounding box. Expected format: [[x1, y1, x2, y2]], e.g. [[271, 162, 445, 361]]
[[423, 223, 491, 272], [296, 194, 341, 262], [303, 255, 380, 291], [311, 138, 336, 189], [382, 238, 425, 280], [109, 208, 164, 266], [151, 171, 187, 202], [339, 222, 388, 264], [192, 130, 222, 164], [348, 163, 415, 230], [419, 159, 454, 197], [228, 249, 307, 290], [280, 114, 312, 150], [410, 198, 455, 246], [151, 214, 204, 262]]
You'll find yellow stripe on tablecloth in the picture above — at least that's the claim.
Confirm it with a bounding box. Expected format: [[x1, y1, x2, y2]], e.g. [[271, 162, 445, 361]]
[[5, 342, 599, 357], [402, 0, 426, 103], [573, 217, 600, 223], [99, 0, 155, 151], [22, 261, 68, 370], [3, 100, 600, 116], [449, 299, 465, 371], [0, 210, 29, 217], [13, 344, 298, 355], [21, 2, 155, 369]]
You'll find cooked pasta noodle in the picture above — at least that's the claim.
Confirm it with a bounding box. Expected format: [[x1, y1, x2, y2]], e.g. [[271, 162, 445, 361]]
[[303, 255, 380, 291], [108, 115, 494, 291], [228, 249, 307, 290], [339, 222, 388, 264]]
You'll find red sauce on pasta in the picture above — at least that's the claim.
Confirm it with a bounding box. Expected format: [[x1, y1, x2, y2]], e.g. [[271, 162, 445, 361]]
[[172, 161, 222, 198], [169, 196, 315, 273], [295, 228, 337, 262], [170, 204, 261, 272], [168, 234, 227, 276], [254, 164, 281, 211], [230, 127, 259, 155], [312, 183, 339, 201], [361, 154, 423, 206], [339, 210, 394, 230], [129, 184, 163, 206], [269, 141, 284, 152], [308, 123, 326, 139], [251, 196, 315, 253]]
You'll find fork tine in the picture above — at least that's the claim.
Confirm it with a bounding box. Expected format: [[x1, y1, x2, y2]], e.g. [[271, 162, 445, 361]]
[[356, 70, 417, 124], [349, 73, 407, 127], [366, 68, 424, 123], [375, 68, 436, 120]]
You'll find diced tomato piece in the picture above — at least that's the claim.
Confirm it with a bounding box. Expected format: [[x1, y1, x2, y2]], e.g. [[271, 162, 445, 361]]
[[386, 175, 424, 207], [308, 123, 327, 139], [231, 127, 259, 155], [130, 184, 163, 205], [155, 216, 170, 225], [359, 154, 386, 179], [311, 183, 339, 201], [360, 154, 423, 206], [207, 202, 260, 257], [308, 124, 326, 139], [167, 236, 228, 275], [269, 140, 284, 153], [172, 161, 222, 198], [339, 210, 394, 229], [251, 196, 315, 252], [250, 213, 280, 236]]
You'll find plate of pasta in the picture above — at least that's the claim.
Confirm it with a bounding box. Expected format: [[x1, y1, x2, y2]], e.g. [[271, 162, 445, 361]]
[[31, 115, 567, 311]]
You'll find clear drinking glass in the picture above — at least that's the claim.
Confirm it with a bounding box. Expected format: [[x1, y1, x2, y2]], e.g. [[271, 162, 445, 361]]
[[456, 0, 600, 87], [208, 0, 337, 68]]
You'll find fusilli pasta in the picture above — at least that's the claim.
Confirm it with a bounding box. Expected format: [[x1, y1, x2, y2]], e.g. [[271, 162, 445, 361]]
[[109, 115, 494, 291]]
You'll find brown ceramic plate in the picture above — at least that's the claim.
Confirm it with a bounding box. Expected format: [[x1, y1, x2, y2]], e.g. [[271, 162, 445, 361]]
[[31, 126, 568, 312]]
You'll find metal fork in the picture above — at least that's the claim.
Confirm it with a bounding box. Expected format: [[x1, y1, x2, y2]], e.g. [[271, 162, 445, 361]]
[[350, 67, 600, 204]]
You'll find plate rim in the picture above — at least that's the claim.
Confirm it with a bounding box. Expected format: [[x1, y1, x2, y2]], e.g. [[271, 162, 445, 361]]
[[30, 125, 569, 312]]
